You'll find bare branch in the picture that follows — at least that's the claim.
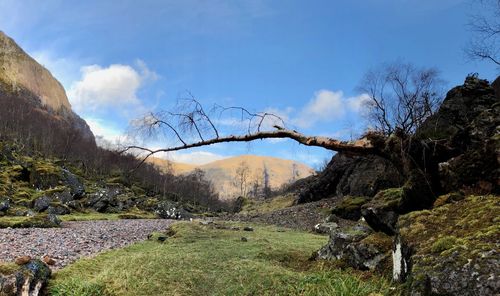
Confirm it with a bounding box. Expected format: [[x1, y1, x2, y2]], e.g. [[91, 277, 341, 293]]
[[124, 129, 375, 165]]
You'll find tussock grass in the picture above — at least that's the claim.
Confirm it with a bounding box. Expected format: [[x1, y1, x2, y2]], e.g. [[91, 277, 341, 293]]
[[240, 194, 296, 215], [49, 222, 395, 296]]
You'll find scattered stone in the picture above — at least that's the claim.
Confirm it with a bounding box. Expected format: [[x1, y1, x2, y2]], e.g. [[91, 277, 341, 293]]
[[241, 237, 248, 242], [243, 226, 254, 232], [14, 255, 31, 265], [42, 255, 56, 266]]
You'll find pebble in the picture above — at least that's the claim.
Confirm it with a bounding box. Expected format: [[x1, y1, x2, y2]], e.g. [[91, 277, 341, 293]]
[[0, 219, 174, 270]]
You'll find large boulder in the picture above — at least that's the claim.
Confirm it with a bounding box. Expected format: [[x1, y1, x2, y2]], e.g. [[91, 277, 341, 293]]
[[32, 195, 52, 212], [0, 259, 51, 296], [61, 168, 85, 199], [396, 195, 499, 295], [298, 153, 404, 203], [316, 221, 392, 272]]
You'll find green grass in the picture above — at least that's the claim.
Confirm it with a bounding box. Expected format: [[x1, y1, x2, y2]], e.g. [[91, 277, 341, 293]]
[[240, 194, 296, 215], [49, 222, 396, 296]]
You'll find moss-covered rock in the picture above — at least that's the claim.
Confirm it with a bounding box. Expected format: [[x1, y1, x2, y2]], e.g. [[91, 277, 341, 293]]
[[0, 213, 61, 228], [0, 259, 51, 296], [331, 196, 370, 221], [397, 195, 499, 295], [316, 221, 391, 272]]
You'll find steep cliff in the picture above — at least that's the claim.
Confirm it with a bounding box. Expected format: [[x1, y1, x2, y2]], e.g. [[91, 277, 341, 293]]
[[0, 31, 94, 141]]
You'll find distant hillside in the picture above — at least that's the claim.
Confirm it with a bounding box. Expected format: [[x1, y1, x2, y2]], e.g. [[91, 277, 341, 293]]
[[149, 155, 315, 199]]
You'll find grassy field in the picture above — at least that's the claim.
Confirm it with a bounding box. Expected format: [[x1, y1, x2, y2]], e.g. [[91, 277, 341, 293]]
[[49, 221, 396, 296]]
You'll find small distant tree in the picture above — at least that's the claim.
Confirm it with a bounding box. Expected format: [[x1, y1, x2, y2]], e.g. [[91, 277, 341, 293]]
[[289, 163, 299, 183], [262, 165, 272, 198], [249, 169, 262, 198], [358, 62, 445, 136], [466, 0, 500, 67], [234, 161, 250, 197]]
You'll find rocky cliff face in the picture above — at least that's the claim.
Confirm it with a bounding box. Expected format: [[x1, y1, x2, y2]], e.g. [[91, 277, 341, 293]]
[[312, 75, 499, 296], [0, 31, 94, 142]]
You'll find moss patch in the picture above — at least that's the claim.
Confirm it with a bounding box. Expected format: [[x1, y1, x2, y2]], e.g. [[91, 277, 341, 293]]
[[0, 262, 18, 275], [398, 195, 499, 293]]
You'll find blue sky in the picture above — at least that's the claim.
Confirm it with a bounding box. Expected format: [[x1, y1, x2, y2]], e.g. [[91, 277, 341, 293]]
[[0, 0, 497, 168]]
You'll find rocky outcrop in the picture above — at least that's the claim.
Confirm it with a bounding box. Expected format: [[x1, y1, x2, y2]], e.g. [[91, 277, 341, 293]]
[[313, 76, 500, 295], [298, 153, 403, 203], [0, 260, 51, 296], [414, 75, 499, 194]]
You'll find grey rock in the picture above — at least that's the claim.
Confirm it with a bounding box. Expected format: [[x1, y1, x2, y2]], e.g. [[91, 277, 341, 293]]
[[316, 222, 391, 272], [33, 196, 52, 212], [155, 201, 191, 220], [61, 169, 85, 199], [46, 214, 61, 227], [313, 222, 338, 234], [47, 204, 70, 215], [0, 199, 10, 212]]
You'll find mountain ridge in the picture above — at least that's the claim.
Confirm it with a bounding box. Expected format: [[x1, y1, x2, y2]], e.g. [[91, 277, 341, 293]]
[[149, 154, 315, 199]]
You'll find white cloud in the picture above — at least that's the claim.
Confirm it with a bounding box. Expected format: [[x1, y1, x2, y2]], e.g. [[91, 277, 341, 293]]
[[347, 93, 371, 113], [158, 151, 229, 165], [291, 90, 371, 129], [68, 62, 157, 116], [85, 117, 127, 145], [294, 90, 345, 128]]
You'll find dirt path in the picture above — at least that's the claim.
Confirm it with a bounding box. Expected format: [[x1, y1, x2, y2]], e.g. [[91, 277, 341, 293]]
[[0, 219, 174, 270]]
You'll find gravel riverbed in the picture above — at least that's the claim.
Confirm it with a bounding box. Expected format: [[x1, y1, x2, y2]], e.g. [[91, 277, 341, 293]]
[[0, 219, 174, 270]]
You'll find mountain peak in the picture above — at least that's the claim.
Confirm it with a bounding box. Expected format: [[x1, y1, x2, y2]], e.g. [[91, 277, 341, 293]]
[[0, 31, 71, 111]]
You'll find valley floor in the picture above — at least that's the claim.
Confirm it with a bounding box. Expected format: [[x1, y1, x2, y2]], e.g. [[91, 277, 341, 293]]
[[49, 221, 396, 296]]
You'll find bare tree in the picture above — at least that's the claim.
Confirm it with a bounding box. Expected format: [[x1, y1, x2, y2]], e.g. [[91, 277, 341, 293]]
[[466, 0, 500, 67], [234, 161, 250, 197], [358, 62, 445, 136]]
